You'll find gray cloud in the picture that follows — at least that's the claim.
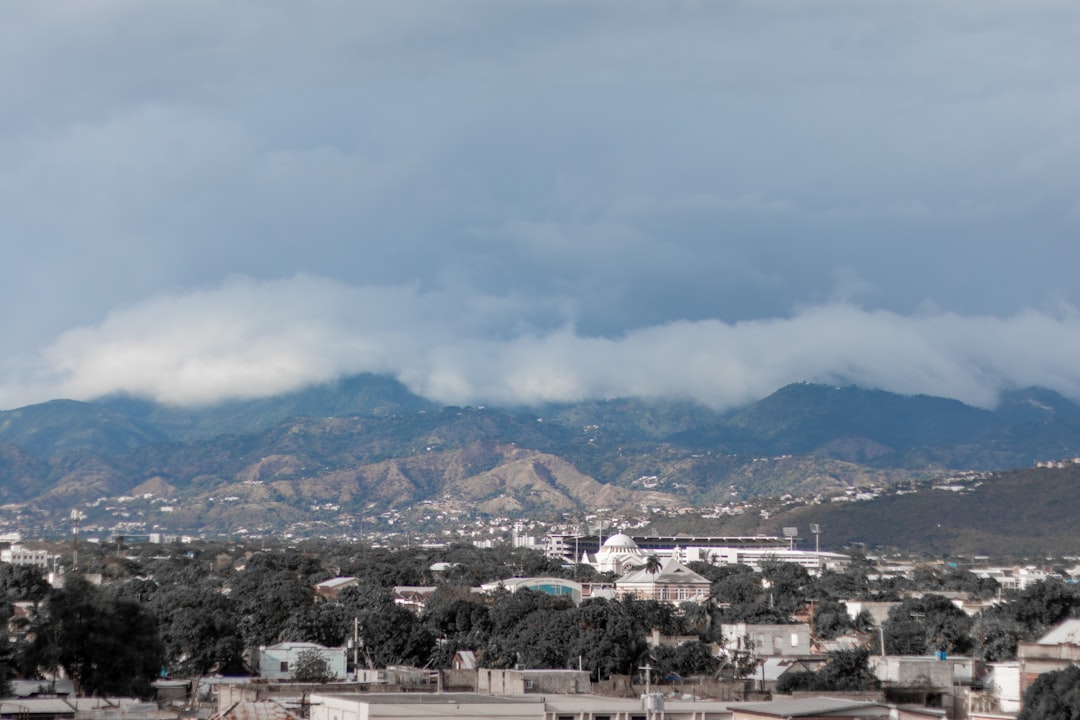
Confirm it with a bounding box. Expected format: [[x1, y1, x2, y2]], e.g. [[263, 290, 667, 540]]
[[3, 275, 1079, 411], [2, 2, 1079, 409]]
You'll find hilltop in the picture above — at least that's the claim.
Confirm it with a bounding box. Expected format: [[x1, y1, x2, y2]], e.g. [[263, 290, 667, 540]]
[[0, 375, 1079, 548]]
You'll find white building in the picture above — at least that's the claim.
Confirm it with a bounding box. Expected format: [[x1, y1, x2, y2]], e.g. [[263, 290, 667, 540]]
[[578, 533, 848, 577], [685, 546, 850, 575], [1, 545, 51, 567], [588, 533, 651, 575], [258, 642, 348, 681]]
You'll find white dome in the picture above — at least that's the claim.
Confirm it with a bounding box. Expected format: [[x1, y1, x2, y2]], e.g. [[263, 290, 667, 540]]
[[602, 533, 638, 549]]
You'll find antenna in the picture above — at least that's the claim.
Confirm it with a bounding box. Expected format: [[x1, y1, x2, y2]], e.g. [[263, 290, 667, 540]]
[[70, 509, 84, 572]]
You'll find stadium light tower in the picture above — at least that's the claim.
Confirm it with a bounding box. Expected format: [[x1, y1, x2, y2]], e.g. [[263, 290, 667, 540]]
[[782, 526, 798, 551], [810, 524, 821, 553]]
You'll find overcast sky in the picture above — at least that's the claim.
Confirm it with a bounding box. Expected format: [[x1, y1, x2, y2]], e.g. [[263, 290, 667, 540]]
[[2, 1, 1079, 411]]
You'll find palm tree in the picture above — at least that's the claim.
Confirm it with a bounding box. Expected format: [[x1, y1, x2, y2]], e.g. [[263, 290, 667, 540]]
[[643, 554, 662, 575]]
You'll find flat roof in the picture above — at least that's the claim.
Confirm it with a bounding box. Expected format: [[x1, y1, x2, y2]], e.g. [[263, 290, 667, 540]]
[[728, 697, 886, 718], [314, 693, 544, 705]]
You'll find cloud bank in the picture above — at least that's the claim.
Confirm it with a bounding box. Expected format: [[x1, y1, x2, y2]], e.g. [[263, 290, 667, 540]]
[[2, 2, 1079, 411], [4, 275, 1078, 411]]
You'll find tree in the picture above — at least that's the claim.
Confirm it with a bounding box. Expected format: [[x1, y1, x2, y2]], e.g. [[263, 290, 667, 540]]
[[290, 649, 333, 683], [776, 648, 879, 693], [151, 583, 244, 677], [1019, 665, 1080, 720], [22, 575, 163, 697], [883, 595, 974, 656]]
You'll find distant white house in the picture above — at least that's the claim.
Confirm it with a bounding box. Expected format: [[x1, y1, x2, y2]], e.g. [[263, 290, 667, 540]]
[[615, 557, 711, 605], [258, 642, 348, 680]]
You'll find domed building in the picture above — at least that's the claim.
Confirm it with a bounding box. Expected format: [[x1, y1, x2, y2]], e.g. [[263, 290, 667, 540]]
[[587, 532, 653, 575]]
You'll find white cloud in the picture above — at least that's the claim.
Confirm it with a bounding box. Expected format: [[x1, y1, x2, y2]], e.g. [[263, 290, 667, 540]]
[[4, 275, 1080, 411], [1, 2, 1079, 410]]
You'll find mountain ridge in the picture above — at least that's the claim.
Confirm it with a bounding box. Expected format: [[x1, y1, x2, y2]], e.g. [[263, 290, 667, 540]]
[[1, 376, 1079, 547]]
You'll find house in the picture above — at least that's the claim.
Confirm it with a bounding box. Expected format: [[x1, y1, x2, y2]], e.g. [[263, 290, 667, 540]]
[[615, 557, 711, 605], [451, 650, 477, 671], [313, 577, 359, 601], [745, 656, 828, 692], [392, 585, 439, 612], [844, 600, 900, 629], [1017, 618, 1080, 695], [477, 669, 591, 695], [257, 642, 348, 680], [975, 661, 1021, 714], [720, 623, 813, 658]]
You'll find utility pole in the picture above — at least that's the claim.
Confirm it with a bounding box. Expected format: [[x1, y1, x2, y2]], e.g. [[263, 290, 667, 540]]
[[353, 618, 360, 679], [641, 663, 655, 720]]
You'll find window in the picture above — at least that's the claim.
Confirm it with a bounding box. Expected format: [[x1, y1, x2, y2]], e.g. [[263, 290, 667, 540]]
[[280, 661, 288, 672], [791, 633, 800, 647]]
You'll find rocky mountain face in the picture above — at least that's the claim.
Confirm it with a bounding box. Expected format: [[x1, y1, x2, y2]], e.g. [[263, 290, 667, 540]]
[[1, 375, 1079, 543]]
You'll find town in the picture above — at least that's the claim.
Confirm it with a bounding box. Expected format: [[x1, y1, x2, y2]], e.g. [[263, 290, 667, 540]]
[[1, 522, 1079, 720]]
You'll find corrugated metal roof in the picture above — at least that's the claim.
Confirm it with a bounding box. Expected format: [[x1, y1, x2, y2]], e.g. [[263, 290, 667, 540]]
[[1038, 619, 1080, 645], [0, 699, 76, 715], [211, 702, 301, 720]]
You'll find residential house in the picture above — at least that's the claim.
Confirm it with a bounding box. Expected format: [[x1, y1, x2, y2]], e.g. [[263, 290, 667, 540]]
[[313, 577, 359, 601], [615, 557, 711, 605], [720, 623, 813, 659], [1017, 618, 1080, 696], [257, 642, 348, 681]]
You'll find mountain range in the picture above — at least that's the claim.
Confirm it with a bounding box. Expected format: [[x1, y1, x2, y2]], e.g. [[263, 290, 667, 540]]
[[2, 375, 1080, 552]]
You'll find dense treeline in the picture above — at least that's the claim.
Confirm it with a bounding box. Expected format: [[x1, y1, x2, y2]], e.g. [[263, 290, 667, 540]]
[[4, 540, 1080, 698]]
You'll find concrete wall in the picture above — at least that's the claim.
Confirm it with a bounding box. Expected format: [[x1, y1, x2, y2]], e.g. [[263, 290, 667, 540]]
[[477, 670, 590, 695], [720, 624, 812, 657], [869, 656, 953, 688], [1017, 641, 1080, 695]]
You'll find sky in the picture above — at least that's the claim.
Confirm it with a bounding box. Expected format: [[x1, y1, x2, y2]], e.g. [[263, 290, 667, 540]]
[[2, 1, 1079, 411]]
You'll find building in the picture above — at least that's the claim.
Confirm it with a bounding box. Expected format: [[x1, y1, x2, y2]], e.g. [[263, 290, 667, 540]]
[[868, 654, 982, 713], [1, 545, 51, 567], [614, 557, 711, 605], [589, 533, 650, 575], [1017, 618, 1080, 696], [257, 642, 348, 681], [477, 669, 591, 696], [720, 623, 813, 658], [979, 661, 1021, 714], [310, 692, 737, 720], [479, 577, 583, 604], [313, 577, 359, 601], [562, 532, 848, 577], [727, 697, 942, 720]]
